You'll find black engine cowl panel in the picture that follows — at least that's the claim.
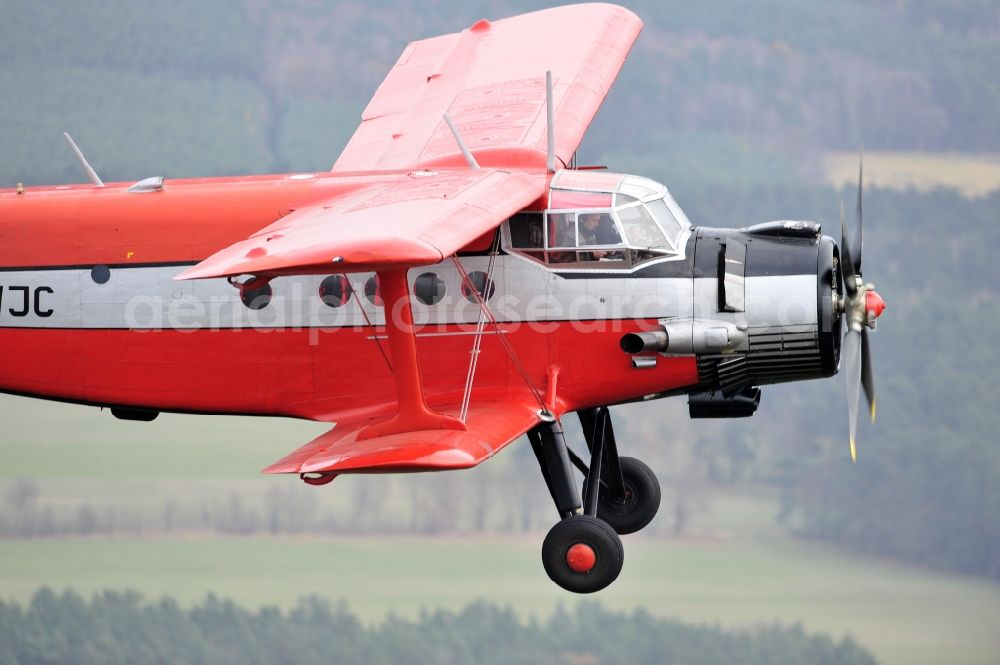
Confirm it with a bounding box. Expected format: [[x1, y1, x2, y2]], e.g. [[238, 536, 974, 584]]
[[688, 387, 761, 418]]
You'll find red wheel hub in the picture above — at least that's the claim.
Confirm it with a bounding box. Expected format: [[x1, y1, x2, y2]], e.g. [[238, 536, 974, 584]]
[[566, 543, 597, 573]]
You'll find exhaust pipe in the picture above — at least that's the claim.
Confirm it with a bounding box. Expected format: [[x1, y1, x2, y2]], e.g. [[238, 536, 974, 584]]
[[620, 319, 747, 355], [620, 330, 668, 354]]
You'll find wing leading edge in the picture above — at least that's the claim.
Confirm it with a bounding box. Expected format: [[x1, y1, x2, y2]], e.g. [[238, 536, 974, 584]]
[[175, 168, 545, 279], [331, 3, 643, 172]]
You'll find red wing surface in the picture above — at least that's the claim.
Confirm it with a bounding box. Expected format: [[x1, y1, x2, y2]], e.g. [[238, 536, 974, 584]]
[[331, 4, 642, 172], [175, 169, 545, 279], [263, 401, 542, 475]]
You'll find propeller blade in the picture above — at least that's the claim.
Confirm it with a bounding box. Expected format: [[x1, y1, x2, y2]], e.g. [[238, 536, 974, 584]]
[[854, 146, 864, 273], [844, 329, 863, 462], [840, 201, 858, 296], [861, 327, 875, 423]]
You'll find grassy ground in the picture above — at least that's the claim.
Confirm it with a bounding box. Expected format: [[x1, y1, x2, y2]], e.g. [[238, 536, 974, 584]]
[[824, 151, 1000, 197], [2, 531, 999, 665], [0, 397, 326, 479]]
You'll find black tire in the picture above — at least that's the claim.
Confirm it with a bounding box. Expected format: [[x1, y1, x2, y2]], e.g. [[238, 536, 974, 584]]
[[541, 515, 624, 594], [587, 456, 661, 535]]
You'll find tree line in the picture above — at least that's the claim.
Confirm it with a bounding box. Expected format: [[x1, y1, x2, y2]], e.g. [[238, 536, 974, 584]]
[[0, 588, 877, 665]]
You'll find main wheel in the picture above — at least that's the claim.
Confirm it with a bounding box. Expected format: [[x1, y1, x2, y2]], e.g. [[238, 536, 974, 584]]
[[588, 456, 661, 535], [541, 515, 623, 593]]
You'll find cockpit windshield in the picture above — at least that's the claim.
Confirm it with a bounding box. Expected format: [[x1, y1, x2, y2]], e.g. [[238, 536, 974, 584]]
[[615, 195, 670, 250], [614, 176, 688, 250], [504, 171, 691, 270]]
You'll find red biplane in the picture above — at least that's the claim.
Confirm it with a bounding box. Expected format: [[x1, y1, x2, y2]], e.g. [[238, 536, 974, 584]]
[[0, 3, 884, 592]]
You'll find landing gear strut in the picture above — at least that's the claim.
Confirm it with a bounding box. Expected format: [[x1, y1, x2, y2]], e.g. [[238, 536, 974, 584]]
[[529, 418, 623, 593], [529, 407, 661, 593], [584, 456, 660, 535], [578, 408, 661, 535]]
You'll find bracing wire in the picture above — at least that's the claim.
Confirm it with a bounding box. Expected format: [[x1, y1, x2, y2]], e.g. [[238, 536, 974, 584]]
[[458, 234, 501, 421], [347, 274, 393, 372], [450, 255, 548, 413]]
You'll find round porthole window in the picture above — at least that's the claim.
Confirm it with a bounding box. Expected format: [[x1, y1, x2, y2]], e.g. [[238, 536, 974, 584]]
[[91, 265, 111, 285], [461, 271, 495, 303], [319, 275, 352, 308], [364, 275, 382, 306], [413, 272, 446, 305], [240, 282, 272, 310]]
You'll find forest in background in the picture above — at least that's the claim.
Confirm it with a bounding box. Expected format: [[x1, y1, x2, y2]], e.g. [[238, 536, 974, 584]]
[[2, 0, 999, 187], [0, 589, 878, 665], [1, 0, 999, 584]]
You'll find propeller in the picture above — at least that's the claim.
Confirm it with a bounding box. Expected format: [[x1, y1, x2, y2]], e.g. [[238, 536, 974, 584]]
[[839, 149, 885, 462]]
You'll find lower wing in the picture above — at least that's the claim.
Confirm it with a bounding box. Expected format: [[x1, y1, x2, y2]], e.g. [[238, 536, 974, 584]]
[[264, 400, 544, 475]]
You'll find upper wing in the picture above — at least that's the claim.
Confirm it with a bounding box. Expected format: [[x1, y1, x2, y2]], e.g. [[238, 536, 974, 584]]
[[331, 4, 642, 172], [175, 168, 545, 279], [263, 400, 543, 475]]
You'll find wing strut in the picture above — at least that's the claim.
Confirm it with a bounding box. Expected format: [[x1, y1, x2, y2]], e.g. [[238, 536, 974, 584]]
[[443, 114, 481, 169], [546, 70, 556, 173], [62, 132, 104, 187], [357, 269, 466, 440]]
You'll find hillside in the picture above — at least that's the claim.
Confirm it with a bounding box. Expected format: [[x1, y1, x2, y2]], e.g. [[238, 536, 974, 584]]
[[2, 0, 998, 188]]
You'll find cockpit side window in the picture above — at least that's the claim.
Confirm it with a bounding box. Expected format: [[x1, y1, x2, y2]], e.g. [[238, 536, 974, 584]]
[[543, 209, 626, 264], [547, 212, 577, 248], [577, 212, 621, 246], [507, 212, 547, 265], [505, 174, 691, 271], [508, 212, 544, 248]]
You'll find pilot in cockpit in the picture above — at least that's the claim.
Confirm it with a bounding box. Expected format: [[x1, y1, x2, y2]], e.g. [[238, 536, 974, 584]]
[[579, 212, 623, 260]]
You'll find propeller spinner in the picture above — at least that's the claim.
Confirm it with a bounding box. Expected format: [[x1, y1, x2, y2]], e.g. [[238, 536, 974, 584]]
[[839, 151, 885, 462]]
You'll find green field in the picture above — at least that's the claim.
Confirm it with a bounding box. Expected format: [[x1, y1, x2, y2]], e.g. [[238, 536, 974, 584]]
[[824, 151, 1000, 197], [2, 532, 999, 665], [2, 396, 1000, 665]]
